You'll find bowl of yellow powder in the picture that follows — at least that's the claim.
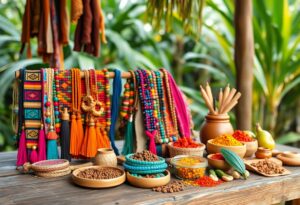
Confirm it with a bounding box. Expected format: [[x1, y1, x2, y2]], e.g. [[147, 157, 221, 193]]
[[207, 134, 246, 158]]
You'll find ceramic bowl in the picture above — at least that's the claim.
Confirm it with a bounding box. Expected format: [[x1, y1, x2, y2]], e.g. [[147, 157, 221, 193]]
[[277, 152, 300, 166], [126, 170, 170, 188], [243, 140, 258, 158], [206, 139, 246, 158], [170, 155, 207, 180], [72, 166, 126, 188], [168, 142, 206, 158], [207, 154, 231, 171]]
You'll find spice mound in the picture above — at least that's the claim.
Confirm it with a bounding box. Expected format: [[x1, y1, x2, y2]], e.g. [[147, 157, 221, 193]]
[[211, 134, 243, 146], [173, 138, 203, 148], [250, 159, 285, 175], [171, 156, 207, 180], [186, 176, 223, 187], [131, 150, 159, 162], [233, 130, 254, 142], [152, 181, 185, 193], [77, 168, 123, 180]]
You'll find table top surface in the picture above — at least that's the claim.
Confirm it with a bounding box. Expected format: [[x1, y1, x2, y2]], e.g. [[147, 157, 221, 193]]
[[1, 143, 300, 205]]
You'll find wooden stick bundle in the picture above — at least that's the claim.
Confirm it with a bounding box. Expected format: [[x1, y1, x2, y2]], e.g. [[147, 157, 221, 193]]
[[200, 83, 241, 115]]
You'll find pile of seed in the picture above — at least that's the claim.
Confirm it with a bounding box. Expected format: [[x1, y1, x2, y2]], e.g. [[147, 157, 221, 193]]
[[251, 159, 285, 175], [152, 181, 185, 193], [77, 168, 123, 180], [131, 150, 159, 162]]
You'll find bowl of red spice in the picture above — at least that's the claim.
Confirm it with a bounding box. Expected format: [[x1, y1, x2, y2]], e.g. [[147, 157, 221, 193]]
[[207, 153, 231, 171], [168, 138, 205, 158], [232, 130, 258, 158]]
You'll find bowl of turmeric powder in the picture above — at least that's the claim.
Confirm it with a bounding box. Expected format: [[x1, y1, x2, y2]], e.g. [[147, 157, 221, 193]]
[[170, 155, 207, 180], [207, 134, 246, 158]]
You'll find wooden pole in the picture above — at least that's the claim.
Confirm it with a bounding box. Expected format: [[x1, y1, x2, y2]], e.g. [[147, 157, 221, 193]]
[[15, 70, 162, 79], [234, 0, 254, 130]]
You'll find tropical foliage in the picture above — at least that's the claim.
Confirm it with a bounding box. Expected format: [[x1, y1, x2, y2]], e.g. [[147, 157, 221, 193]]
[[0, 0, 299, 151]]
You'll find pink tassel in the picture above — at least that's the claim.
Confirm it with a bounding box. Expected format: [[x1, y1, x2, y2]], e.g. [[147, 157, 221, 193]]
[[30, 146, 38, 163], [16, 128, 27, 166], [38, 125, 46, 161], [145, 130, 157, 154]]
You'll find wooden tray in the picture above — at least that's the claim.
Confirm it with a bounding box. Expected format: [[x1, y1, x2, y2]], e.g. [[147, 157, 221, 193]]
[[72, 166, 126, 188], [244, 158, 290, 177], [277, 154, 300, 166], [24, 159, 70, 172], [126, 170, 170, 189]]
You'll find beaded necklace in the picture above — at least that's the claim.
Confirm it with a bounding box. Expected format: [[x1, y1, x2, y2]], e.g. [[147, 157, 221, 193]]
[[135, 69, 157, 154], [45, 69, 55, 134], [53, 69, 60, 134], [103, 69, 111, 131], [161, 69, 178, 141], [151, 71, 167, 143]]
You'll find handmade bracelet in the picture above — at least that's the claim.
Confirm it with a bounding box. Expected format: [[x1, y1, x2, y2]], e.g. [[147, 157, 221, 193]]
[[123, 162, 168, 171]]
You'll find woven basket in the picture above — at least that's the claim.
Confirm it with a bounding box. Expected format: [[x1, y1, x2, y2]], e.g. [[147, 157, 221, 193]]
[[168, 142, 205, 158]]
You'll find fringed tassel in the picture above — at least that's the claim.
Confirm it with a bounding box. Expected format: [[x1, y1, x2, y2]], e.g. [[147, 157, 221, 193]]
[[96, 121, 104, 149], [122, 115, 134, 155], [38, 124, 46, 161], [145, 130, 157, 154], [61, 108, 71, 161], [47, 126, 59, 159], [16, 127, 27, 166], [80, 116, 89, 157], [101, 128, 110, 148], [76, 113, 84, 155], [86, 117, 97, 158], [30, 146, 38, 163], [70, 113, 78, 156]]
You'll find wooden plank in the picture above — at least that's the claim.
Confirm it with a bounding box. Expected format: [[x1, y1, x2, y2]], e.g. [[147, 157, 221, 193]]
[[0, 144, 299, 204]]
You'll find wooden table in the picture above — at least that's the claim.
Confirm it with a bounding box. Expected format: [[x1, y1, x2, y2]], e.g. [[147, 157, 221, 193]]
[[1, 144, 300, 205]]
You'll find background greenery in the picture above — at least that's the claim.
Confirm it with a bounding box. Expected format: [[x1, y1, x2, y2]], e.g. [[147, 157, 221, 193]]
[[0, 0, 299, 151]]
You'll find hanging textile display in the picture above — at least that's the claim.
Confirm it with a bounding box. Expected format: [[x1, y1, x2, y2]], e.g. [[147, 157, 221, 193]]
[[73, 0, 106, 57], [20, 0, 69, 67], [15, 68, 193, 165]]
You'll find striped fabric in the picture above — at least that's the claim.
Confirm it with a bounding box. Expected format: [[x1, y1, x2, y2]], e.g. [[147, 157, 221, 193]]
[[23, 70, 42, 148]]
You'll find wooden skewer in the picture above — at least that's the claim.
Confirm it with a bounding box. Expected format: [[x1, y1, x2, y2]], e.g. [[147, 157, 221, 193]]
[[200, 85, 216, 114], [222, 100, 238, 114], [205, 82, 213, 106], [220, 84, 230, 113], [218, 88, 223, 114], [220, 88, 236, 113], [221, 92, 241, 114]]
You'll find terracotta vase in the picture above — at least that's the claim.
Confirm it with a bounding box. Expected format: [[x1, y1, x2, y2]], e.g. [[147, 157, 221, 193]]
[[94, 148, 117, 167], [200, 114, 234, 145]]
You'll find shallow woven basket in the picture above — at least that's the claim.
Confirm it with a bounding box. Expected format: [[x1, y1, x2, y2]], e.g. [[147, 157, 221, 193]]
[[168, 142, 205, 158]]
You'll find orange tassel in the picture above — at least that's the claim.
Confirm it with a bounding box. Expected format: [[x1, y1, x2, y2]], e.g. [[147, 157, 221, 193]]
[[80, 116, 89, 157], [86, 117, 97, 158], [101, 127, 110, 148], [76, 112, 84, 154], [70, 113, 78, 156], [96, 121, 104, 149]]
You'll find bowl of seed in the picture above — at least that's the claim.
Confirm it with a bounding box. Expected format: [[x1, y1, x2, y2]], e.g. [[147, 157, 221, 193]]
[[72, 166, 126, 188]]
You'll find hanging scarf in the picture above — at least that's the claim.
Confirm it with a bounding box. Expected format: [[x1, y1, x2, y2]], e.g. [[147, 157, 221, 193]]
[[109, 69, 122, 155], [166, 71, 191, 138]]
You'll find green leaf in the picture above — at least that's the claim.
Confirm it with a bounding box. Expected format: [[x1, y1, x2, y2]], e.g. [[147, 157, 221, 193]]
[[276, 132, 300, 144]]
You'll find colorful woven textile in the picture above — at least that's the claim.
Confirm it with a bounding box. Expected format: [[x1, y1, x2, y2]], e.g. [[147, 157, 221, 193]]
[[23, 70, 42, 148], [56, 70, 72, 110]]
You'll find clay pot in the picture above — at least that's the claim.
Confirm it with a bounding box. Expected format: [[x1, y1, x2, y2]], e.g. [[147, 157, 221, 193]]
[[207, 154, 231, 171], [94, 148, 117, 167], [200, 114, 234, 145], [255, 147, 272, 159]]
